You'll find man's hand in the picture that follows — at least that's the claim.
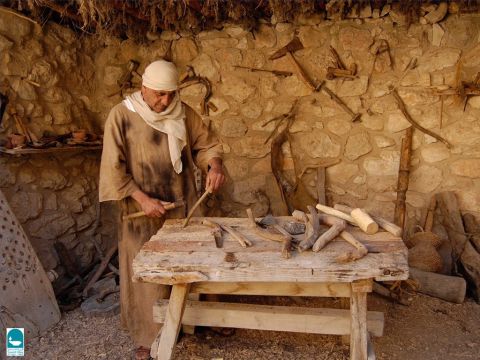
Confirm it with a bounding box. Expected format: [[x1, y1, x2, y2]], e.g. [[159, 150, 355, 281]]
[[206, 157, 225, 192], [131, 190, 166, 218]]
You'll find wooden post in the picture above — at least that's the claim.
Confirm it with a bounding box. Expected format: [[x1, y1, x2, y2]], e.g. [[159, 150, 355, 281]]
[[350, 280, 372, 360], [394, 126, 413, 236], [157, 283, 191, 360]]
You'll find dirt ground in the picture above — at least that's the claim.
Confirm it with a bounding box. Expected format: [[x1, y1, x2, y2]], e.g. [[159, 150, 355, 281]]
[[24, 293, 480, 360]]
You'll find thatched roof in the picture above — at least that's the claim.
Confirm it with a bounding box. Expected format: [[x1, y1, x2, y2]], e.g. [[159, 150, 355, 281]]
[[2, 1, 480, 39]]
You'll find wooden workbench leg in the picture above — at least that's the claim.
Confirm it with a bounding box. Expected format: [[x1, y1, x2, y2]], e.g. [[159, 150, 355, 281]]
[[182, 293, 200, 334], [350, 280, 372, 360], [157, 283, 191, 360]]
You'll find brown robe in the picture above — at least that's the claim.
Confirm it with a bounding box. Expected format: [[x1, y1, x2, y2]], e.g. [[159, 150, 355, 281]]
[[99, 102, 222, 347]]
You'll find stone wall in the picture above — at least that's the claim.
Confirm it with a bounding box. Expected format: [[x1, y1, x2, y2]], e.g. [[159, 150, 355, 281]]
[[1, 8, 480, 269], [0, 14, 116, 271]]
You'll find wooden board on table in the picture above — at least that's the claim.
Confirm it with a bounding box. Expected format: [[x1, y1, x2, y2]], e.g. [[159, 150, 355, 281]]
[[133, 217, 408, 285]]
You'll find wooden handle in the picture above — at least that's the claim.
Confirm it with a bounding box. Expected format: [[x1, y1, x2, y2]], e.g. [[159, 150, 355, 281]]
[[316, 203, 356, 225], [122, 200, 185, 220], [350, 208, 378, 235], [334, 204, 402, 237]]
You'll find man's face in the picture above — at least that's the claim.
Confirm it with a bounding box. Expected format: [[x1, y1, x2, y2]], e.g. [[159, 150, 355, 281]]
[[141, 86, 176, 113]]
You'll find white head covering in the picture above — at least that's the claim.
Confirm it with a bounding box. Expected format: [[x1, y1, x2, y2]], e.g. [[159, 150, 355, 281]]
[[142, 60, 179, 91], [123, 60, 186, 174]]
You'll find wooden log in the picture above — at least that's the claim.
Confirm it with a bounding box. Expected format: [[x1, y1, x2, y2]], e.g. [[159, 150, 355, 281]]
[[394, 126, 413, 235], [316, 203, 356, 224], [298, 206, 322, 252], [463, 213, 480, 253], [350, 283, 368, 360], [409, 267, 466, 303], [334, 204, 402, 237], [312, 219, 346, 252], [317, 167, 326, 205], [351, 208, 379, 235], [372, 282, 410, 306], [337, 231, 369, 263], [157, 284, 191, 360], [424, 196, 437, 232], [153, 299, 384, 337]]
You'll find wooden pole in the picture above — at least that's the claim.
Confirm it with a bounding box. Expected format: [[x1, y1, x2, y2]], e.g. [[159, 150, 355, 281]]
[[394, 126, 413, 237]]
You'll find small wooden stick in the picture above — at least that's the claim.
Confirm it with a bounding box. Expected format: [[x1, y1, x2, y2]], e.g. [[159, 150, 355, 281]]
[[202, 219, 223, 248], [123, 200, 185, 220], [336, 231, 368, 263], [316, 203, 356, 225], [221, 223, 252, 248], [271, 223, 293, 259], [298, 206, 322, 252], [182, 188, 212, 227]]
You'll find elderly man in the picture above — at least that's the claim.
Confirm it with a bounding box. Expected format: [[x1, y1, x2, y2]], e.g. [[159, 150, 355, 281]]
[[99, 60, 224, 360]]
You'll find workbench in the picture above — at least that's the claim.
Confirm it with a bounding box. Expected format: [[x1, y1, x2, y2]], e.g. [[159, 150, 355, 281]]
[[132, 217, 409, 360]]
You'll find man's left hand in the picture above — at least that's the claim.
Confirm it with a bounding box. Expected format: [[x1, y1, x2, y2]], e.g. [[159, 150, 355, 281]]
[[206, 166, 225, 192]]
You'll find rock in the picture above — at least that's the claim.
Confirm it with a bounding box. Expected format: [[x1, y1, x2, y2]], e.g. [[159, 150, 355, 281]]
[[191, 54, 220, 82], [336, 76, 369, 97], [44, 193, 58, 211], [11, 78, 37, 101], [363, 151, 400, 176], [224, 158, 249, 179], [406, 192, 426, 208], [344, 133, 372, 160], [276, 76, 311, 97], [297, 27, 328, 48], [233, 136, 270, 158], [60, 183, 87, 213], [374, 135, 396, 148], [451, 159, 480, 178], [103, 65, 123, 87], [258, 76, 278, 98], [9, 192, 42, 222], [253, 24, 276, 48], [27, 212, 75, 240], [418, 48, 461, 72], [386, 111, 411, 133], [290, 121, 311, 133], [201, 37, 238, 49], [301, 131, 341, 158], [232, 175, 267, 205], [338, 26, 373, 51], [215, 48, 242, 67], [208, 96, 229, 116], [251, 157, 272, 173], [225, 25, 247, 37], [421, 143, 450, 162], [0, 11, 32, 40], [367, 175, 397, 192], [39, 169, 67, 190], [173, 38, 199, 65], [221, 76, 255, 103], [18, 168, 36, 184], [326, 163, 359, 184], [221, 117, 248, 137], [353, 174, 366, 184], [409, 165, 443, 193], [240, 102, 263, 119], [327, 118, 352, 136], [160, 31, 180, 41], [361, 114, 384, 130], [76, 206, 96, 231]]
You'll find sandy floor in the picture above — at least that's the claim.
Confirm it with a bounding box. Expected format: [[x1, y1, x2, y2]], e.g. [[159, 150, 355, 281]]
[[25, 293, 480, 360]]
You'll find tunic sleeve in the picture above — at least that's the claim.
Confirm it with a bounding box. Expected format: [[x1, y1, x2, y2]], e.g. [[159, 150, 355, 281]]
[[99, 105, 140, 202], [185, 105, 223, 173]]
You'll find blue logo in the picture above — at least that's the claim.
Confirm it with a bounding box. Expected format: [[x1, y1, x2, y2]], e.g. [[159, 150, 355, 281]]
[[6, 328, 24, 356]]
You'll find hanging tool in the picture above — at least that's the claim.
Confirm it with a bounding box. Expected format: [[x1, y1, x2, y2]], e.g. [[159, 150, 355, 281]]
[[122, 199, 185, 221]]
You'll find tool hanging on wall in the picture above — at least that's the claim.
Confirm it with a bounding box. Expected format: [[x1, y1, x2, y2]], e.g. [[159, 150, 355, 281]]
[[234, 65, 292, 77], [108, 60, 141, 97], [327, 46, 357, 80], [179, 65, 216, 115]]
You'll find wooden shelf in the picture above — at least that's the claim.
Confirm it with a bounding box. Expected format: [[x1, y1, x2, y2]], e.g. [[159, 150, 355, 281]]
[[0, 145, 102, 155]]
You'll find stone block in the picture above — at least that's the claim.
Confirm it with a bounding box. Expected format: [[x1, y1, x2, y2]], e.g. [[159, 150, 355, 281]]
[[233, 136, 270, 159], [363, 150, 400, 176], [326, 163, 359, 184], [421, 143, 450, 162], [344, 133, 372, 160], [301, 131, 341, 158], [409, 165, 442, 193], [220, 117, 247, 137], [451, 159, 480, 178]]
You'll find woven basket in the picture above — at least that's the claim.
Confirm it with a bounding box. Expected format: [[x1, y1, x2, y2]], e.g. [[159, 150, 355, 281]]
[[408, 242, 443, 272]]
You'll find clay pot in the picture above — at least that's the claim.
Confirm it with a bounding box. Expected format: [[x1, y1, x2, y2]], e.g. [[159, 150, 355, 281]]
[[408, 231, 443, 273], [8, 133, 26, 147], [72, 129, 87, 141]]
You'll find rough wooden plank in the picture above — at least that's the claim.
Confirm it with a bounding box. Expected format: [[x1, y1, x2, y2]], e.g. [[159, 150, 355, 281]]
[[350, 284, 368, 360], [133, 271, 208, 284], [190, 282, 352, 297], [133, 250, 408, 284], [157, 284, 190, 360], [153, 300, 384, 337]]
